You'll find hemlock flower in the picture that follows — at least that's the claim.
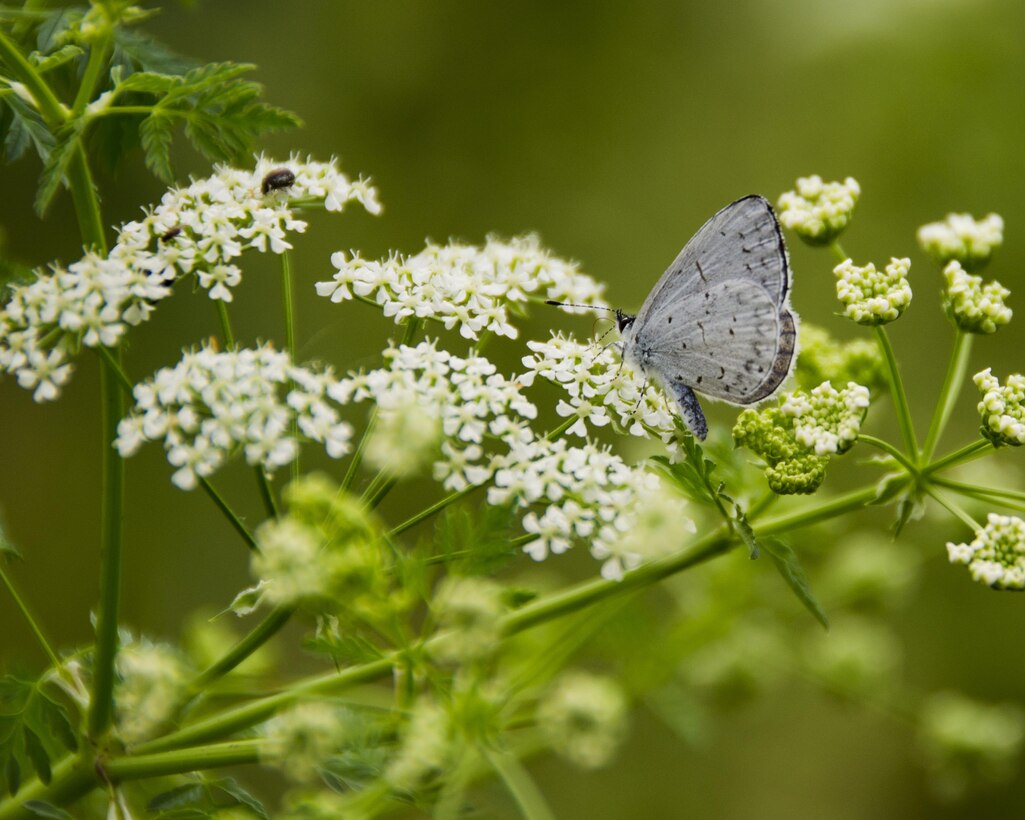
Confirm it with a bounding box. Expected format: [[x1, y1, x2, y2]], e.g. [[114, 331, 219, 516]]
[[537, 671, 628, 769], [795, 323, 887, 395], [947, 513, 1025, 590], [780, 381, 870, 455], [974, 368, 1025, 447], [488, 438, 694, 579], [834, 257, 912, 325], [734, 380, 869, 494], [385, 699, 452, 790], [431, 576, 505, 664], [522, 333, 680, 449], [252, 518, 327, 605], [364, 400, 443, 478], [316, 235, 607, 341], [115, 345, 354, 490], [777, 175, 860, 246], [918, 692, 1025, 798], [917, 212, 1003, 271], [0, 156, 378, 402], [114, 639, 192, 744], [262, 702, 353, 782], [942, 261, 1012, 334]]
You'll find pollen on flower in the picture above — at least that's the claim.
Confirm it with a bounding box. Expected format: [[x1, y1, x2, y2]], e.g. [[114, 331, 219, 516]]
[[115, 344, 353, 490], [834, 257, 912, 325], [777, 175, 860, 246], [315, 235, 607, 341], [942, 261, 1012, 334], [974, 368, 1025, 447], [947, 513, 1025, 590], [917, 212, 1003, 271]]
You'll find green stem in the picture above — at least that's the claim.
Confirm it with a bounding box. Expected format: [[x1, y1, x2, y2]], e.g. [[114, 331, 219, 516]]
[[341, 412, 375, 492], [280, 251, 299, 483], [0, 561, 61, 669], [828, 241, 849, 263], [387, 484, 481, 538], [921, 330, 973, 463], [873, 325, 918, 458], [933, 477, 1025, 506], [94, 344, 133, 396], [71, 20, 113, 116], [858, 434, 917, 474], [0, 754, 97, 820], [254, 469, 279, 519], [199, 477, 259, 551], [190, 606, 294, 692], [924, 486, 981, 532], [88, 351, 125, 739], [923, 439, 992, 475], [103, 740, 263, 781], [215, 300, 235, 349], [482, 747, 557, 820], [365, 476, 397, 510]]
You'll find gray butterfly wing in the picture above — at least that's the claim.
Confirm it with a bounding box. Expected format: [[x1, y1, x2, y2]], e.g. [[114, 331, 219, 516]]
[[632, 195, 796, 406]]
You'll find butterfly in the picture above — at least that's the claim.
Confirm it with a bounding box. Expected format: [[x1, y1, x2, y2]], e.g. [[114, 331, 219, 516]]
[[615, 195, 797, 440]]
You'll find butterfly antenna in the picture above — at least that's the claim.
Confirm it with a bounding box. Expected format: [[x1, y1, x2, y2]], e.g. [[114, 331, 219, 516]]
[[544, 300, 614, 312]]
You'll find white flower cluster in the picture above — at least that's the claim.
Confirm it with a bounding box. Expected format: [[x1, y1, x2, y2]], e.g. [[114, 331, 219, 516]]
[[974, 368, 1025, 447], [521, 333, 678, 443], [917, 212, 1003, 271], [263, 701, 352, 782], [115, 344, 353, 490], [0, 156, 379, 403], [834, 257, 912, 325], [942, 261, 1012, 334], [315, 235, 607, 340], [332, 339, 538, 491], [777, 175, 861, 246], [489, 437, 693, 580], [537, 671, 629, 769], [947, 513, 1025, 590], [431, 576, 505, 664], [780, 380, 870, 455], [115, 638, 191, 744]]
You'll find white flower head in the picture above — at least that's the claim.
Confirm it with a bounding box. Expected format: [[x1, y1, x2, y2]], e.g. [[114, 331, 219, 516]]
[[385, 699, 451, 791], [116, 344, 353, 490], [364, 400, 443, 478], [114, 639, 191, 744], [316, 235, 607, 341], [780, 380, 870, 455], [917, 212, 1003, 271], [974, 368, 1025, 447], [943, 261, 1012, 334], [777, 175, 860, 246], [431, 576, 505, 664], [537, 671, 629, 769], [834, 257, 912, 325], [262, 701, 354, 782], [947, 513, 1025, 590], [252, 518, 327, 605]]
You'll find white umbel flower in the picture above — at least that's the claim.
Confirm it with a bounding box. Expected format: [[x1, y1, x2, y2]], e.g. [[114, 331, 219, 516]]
[[781, 381, 871, 455], [974, 368, 1025, 447], [947, 513, 1025, 590], [834, 257, 912, 325], [942, 261, 1012, 334], [917, 212, 1003, 271], [777, 175, 860, 246]]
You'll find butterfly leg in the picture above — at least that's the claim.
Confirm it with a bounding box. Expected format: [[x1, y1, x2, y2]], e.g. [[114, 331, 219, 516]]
[[667, 382, 708, 441]]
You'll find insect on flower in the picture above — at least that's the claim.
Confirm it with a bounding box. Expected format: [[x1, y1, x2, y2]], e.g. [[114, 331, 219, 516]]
[[261, 167, 296, 195]]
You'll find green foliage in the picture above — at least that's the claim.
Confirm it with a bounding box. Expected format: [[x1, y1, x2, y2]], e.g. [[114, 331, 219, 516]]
[[0, 676, 77, 798], [147, 777, 268, 819]]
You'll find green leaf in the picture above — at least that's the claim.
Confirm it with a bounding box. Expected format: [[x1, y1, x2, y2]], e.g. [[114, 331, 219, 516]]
[[22, 728, 50, 784], [3, 96, 55, 164], [28, 44, 83, 74], [760, 537, 829, 629], [304, 630, 384, 666], [21, 802, 74, 819], [111, 27, 195, 76], [139, 112, 175, 182], [34, 120, 84, 217], [116, 71, 179, 96], [434, 504, 518, 575], [732, 504, 760, 560], [212, 777, 269, 819], [4, 754, 19, 796], [147, 783, 205, 812]]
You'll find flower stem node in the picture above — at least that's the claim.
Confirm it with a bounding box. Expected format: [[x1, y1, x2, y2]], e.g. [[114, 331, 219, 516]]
[[974, 368, 1025, 447], [776, 175, 860, 246], [834, 257, 912, 325], [942, 261, 1012, 334], [917, 212, 1004, 271], [947, 513, 1025, 590]]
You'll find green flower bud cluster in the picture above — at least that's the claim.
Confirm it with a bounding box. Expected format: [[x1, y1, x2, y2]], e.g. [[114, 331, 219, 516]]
[[917, 212, 1003, 272], [734, 381, 869, 494], [947, 513, 1025, 590], [942, 261, 1012, 334], [834, 257, 912, 325], [796, 323, 887, 396], [974, 368, 1025, 447], [777, 175, 860, 246]]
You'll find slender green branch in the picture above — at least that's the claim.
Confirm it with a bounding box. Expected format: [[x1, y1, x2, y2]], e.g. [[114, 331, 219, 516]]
[[341, 412, 375, 492], [757, 484, 887, 537], [873, 325, 918, 458], [71, 19, 113, 116], [88, 351, 126, 739], [105, 740, 263, 781], [0, 29, 67, 123], [924, 486, 981, 532], [858, 434, 917, 473], [365, 476, 397, 510], [254, 469, 279, 519], [923, 439, 993, 475], [0, 561, 61, 669], [0, 753, 97, 820], [387, 484, 481, 538], [199, 478, 259, 551], [482, 747, 554, 820], [190, 606, 294, 692], [933, 477, 1025, 505], [215, 300, 236, 349], [93, 344, 134, 395], [828, 241, 849, 263], [280, 251, 298, 482], [921, 330, 973, 462]]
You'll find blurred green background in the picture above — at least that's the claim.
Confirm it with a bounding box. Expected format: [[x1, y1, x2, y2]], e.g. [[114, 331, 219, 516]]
[[4, 1, 1025, 817]]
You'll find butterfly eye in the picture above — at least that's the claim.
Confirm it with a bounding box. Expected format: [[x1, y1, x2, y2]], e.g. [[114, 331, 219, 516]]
[[261, 168, 296, 195]]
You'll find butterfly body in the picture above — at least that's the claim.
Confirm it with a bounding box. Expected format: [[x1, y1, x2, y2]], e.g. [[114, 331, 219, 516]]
[[618, 195, 797, 440]]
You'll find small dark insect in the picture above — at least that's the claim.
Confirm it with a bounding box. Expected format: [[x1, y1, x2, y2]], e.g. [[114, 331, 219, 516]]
[[160, 227, 182, 242], [261, 168, 296, 195]]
